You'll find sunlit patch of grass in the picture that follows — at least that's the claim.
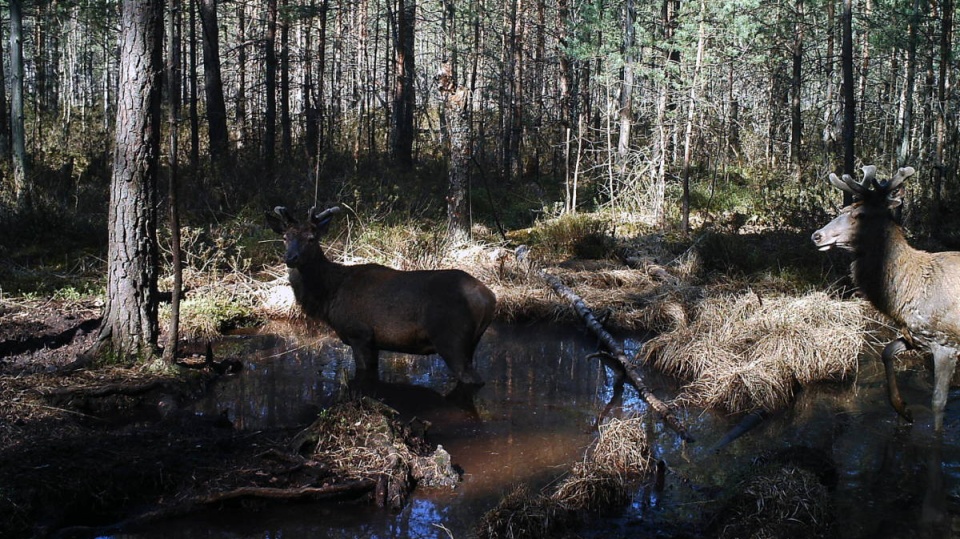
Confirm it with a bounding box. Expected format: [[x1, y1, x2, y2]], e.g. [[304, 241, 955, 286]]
[[642, 290, 865, 413]]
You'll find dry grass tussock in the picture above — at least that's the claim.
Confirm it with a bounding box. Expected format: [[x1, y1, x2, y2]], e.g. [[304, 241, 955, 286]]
[[476, 417, 653, 539], [291, 397, 458, 510], [642, 290, 866, 413], [713, 465, 832, 539]]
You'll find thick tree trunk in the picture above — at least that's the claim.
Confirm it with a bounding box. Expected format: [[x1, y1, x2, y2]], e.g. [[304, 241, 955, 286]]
[[438, 63, 471, 242], [198, 0, 229, 165], [87, 0, 163, 363], [390, 0, 416, 168]]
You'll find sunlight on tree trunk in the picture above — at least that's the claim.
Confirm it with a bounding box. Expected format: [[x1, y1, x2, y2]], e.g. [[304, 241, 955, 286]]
[[84, 0, 163, 364]]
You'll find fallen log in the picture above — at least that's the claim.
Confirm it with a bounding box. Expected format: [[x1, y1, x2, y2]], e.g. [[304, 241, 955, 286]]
[[518, 247, 693, 442]]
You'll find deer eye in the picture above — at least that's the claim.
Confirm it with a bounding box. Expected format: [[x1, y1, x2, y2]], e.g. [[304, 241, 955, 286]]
[[305, 233, 317, 242]]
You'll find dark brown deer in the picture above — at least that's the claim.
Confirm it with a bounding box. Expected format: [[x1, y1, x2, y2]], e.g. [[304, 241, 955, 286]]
[[266, 206, 497, 387], [812, 165, 960, 432]]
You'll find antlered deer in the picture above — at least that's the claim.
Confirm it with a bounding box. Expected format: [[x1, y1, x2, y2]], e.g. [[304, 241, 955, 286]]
[[266, 206, 497, 387], [812, 165, 960, 431]]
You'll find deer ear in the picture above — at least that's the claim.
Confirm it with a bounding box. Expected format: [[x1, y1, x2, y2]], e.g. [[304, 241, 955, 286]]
[[265, 211, 286, 234]]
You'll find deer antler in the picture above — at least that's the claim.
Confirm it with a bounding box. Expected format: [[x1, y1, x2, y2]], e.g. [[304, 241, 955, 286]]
[[828, 165, 915, 199], [275, 206, 296, 224], [880, 166, 915, 193], [829, 172, 869, 196], [308, 206, 342, 226]]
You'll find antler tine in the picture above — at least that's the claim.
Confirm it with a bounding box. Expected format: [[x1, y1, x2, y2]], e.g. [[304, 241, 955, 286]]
[[309, 205, 342, 224], [274, 206, 296, 223], [829, 172, 868, 196], [862, 165, 878, 188], [884, 166, 915, 193]]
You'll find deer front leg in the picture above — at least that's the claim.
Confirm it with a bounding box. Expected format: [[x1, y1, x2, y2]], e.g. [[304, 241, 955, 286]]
[[930, 343, 958, 433], [882, 337, 913, 423]]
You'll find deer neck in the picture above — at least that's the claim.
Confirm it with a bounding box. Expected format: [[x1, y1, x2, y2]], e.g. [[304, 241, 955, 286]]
[[852, 221, 919, 319], [288, 250, 348, 320]]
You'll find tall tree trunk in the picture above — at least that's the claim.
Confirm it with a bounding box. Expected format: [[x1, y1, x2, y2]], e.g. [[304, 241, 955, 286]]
[[163, 0, 183, 365], [86, 0, 163, 363], [390, 0, 416, 168], [841, 0, 856, 204], [265, 0, 278, 166], [315, 0, 329, 155], [899, 0, 921, 166], [934, 0, 953, 220], [439, 1, 470, 241], [680, 0, 706, 233], [188, 0, 199, 175], [9, 0, 27, 206], [236, 2, 248, 149], [280, 0, 292, 159], [198, 0, 229, 165], [0, 20, 10, 164], [822, 0, 837, 165], [617, 0, 636, 161], [790, 0, 804, 169]]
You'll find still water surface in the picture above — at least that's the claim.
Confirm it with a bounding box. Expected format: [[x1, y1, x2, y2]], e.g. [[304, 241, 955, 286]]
[[112, 322, 960, 538]]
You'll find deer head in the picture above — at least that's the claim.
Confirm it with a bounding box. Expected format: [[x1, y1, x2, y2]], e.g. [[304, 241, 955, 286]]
[[266, 206, 342, 268], [811, 166, 915, 253]]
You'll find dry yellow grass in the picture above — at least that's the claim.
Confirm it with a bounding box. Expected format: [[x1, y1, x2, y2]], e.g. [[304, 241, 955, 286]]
[[642, 290, 866, 413], [477, 416, 654, 538]]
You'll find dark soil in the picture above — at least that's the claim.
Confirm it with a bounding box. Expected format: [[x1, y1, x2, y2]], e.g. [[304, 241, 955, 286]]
[[0, 299, 426, 539]]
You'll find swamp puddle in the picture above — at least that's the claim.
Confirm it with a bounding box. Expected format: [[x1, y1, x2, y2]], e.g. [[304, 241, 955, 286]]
[[111, 322, 960, 538]]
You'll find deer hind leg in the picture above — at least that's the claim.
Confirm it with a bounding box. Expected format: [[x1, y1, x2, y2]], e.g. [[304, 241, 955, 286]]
[[882, 338, 913, 423], [930, 343, 958, 432], [434, 337, 484, 387]]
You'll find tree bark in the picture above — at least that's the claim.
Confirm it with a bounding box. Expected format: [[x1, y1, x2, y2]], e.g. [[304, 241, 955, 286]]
[[680, 0, 706, 233], [617, 0, 636, 161], [163, 0, 183, 366], [198, 0, 229, 165], [390, 0, 416, 168], [438, 62, 471, 243], [265, 0, 278, 165], [86, 0, 163, 363], [9, 0, 27, 206], [898, 0, 921, 166], [841, 0, 856, 204], [790, 0, 804, 168], [280, 0, 292, 159]]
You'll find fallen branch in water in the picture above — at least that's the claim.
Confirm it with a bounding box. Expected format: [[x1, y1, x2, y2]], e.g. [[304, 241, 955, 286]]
[[516, 247, 693, 442], [194, 480, 376, 504]]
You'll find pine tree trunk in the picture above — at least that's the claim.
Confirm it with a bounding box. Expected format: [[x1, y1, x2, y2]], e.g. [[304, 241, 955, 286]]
[[390, 0, 416, 168], [198, 0, 229, 164], [89, 0, 163, 363], [9, 0, 27, 205], [841, 0, 856, 204], [265, 0, 278, 165]]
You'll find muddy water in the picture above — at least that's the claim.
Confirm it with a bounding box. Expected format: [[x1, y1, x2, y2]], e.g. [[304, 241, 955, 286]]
[[114, 323, 960, 538]]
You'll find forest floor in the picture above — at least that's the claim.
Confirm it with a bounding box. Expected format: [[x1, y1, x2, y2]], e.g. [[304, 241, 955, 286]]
[[0, 225, 857, 538], [0, 298, 452, 538]]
